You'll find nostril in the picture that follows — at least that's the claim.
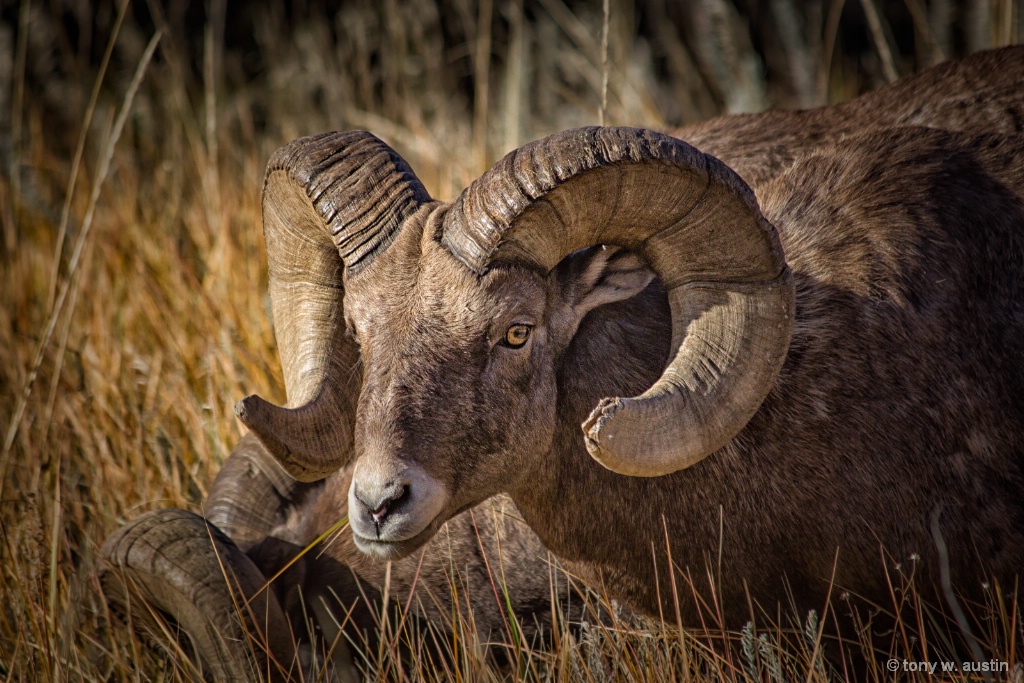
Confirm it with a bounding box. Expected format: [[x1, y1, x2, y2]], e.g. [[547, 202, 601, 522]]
[[362, 484, 411, 529], [370, 503, 389, 524]]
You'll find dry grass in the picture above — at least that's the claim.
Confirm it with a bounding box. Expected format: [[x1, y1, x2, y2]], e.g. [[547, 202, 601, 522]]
[[1, 1, 1022, 680]]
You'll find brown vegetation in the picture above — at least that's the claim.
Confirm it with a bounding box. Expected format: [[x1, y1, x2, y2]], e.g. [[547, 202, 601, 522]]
[[2, 1, 1021, 680]]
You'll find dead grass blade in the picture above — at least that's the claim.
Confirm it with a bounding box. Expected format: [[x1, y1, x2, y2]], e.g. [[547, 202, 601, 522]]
[[1, 29, 163, 491]]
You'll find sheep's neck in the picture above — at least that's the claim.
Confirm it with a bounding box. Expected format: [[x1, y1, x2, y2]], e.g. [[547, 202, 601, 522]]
[[510, 421, 728, 618]]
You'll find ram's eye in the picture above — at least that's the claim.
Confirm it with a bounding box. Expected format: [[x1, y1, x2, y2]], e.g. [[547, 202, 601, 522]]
[[502, 324, 532, 349]]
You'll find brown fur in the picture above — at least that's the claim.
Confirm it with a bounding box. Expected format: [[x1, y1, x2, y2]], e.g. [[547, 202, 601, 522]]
[[504, 127, 1024, 620], [679, 45, 1024, 187], [208, 47, 1024, 636], [333, 62, 1024, 622]]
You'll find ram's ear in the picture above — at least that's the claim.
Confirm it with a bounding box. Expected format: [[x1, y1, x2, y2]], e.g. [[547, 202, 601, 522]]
[[556, 246, 656, 319]]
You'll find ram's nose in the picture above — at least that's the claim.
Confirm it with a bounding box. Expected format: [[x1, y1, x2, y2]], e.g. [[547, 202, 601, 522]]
[[348, 457, 449, 555], [353, 480, 410, 530]]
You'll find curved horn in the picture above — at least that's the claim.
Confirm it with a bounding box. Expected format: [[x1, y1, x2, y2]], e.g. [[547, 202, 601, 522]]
[[236, 131, 431, 481], [442, 127, 794, 476], [204, 432, 304, 552], [99, 509, 295, 681]]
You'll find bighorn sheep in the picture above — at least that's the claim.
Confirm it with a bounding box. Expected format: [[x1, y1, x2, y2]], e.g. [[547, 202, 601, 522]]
[[100, 46, 1024, 678]]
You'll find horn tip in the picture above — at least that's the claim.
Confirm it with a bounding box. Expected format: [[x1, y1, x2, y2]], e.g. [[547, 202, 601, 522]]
[[233, 394, 289, 464], [234, 394, 344, 483], [583, 397, 699, 478], [582, 397, 630, 473], [234, 394, 266, 425]]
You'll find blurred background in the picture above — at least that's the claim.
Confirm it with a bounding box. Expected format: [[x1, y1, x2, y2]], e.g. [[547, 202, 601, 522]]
[[3, 0, 1022, 199], [0, 1, 1021, 680]]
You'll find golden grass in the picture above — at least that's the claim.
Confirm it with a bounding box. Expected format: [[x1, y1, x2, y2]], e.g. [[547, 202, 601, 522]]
[[2, 1, 1021, 680]]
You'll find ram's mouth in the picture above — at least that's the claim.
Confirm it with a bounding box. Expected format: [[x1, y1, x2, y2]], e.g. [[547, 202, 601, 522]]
[[351, 519, 441, 560]]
